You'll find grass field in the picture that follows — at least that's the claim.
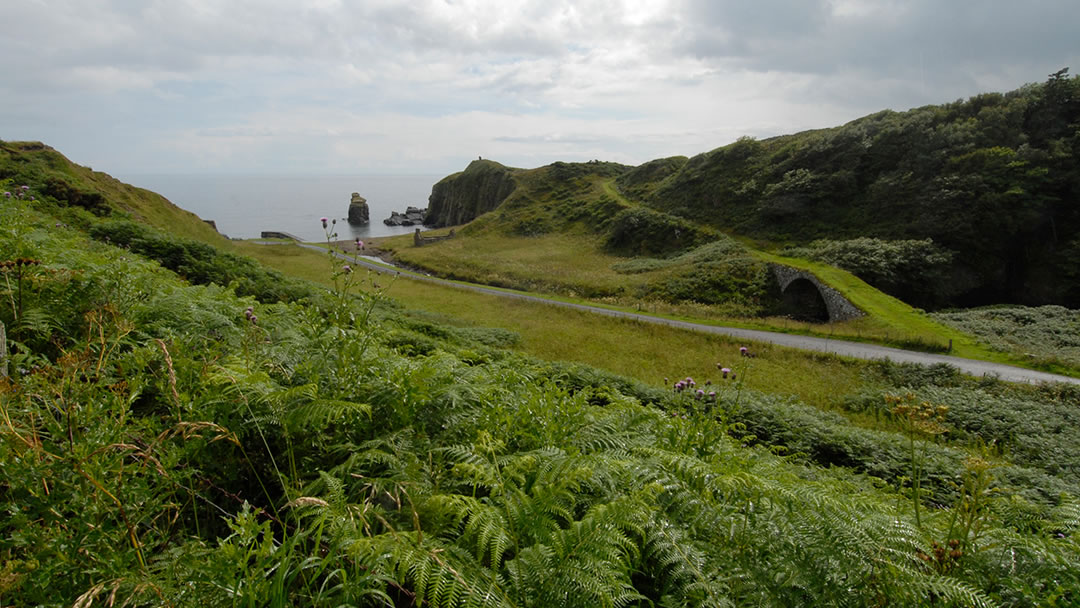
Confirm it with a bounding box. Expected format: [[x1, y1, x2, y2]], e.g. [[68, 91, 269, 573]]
[[234, 240, 872, 408], [370, 226, 1077, 367]]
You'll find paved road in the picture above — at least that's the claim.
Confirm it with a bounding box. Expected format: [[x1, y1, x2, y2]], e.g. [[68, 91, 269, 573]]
[[279, 240, 1080, 386]]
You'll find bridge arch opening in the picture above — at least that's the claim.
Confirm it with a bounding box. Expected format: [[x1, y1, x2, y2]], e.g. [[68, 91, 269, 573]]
[[779, 277, 830, 322]]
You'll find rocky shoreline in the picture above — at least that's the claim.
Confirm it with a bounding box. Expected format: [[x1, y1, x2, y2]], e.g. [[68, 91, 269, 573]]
[[383, 206, 427, 226]]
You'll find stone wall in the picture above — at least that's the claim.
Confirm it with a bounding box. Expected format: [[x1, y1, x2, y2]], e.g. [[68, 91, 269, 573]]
[[770, 264, 864, 322], [414, 228, 455, 247], [260, 231, 303, 241]]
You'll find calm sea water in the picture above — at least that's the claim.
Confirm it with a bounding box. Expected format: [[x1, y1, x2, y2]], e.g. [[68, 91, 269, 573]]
[[119, 174, 443, 241]]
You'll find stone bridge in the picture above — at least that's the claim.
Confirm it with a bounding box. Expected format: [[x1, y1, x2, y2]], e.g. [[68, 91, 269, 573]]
[[770, 264, 863, 323]]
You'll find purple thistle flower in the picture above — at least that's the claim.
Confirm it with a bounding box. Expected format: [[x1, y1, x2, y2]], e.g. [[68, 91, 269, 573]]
[[250, 315, 258, 325], [21, 185, 29, 190], [29, 196, 34, 200], [695, 389, 704, 400], [731, 372, 737, 380], [3, 192, 10, 198], [708, 390, 716, 400], [343, 264, 352, 274], [320, 216, 329, 228], [721, 367, 731, 378]]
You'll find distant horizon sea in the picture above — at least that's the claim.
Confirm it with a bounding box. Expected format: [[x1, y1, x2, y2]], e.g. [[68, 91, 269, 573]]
[[118, 174, 444, 242]]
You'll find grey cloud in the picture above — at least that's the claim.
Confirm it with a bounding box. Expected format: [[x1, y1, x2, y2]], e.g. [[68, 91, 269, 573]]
[[674, 0, 1079, 85]]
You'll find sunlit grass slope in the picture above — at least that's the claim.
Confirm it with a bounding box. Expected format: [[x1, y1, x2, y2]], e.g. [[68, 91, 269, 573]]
[[0, 140, 226, 243]]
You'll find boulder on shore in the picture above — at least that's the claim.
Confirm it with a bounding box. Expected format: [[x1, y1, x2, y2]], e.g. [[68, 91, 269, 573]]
[[347, 192, 370, 225], [384, 206, 427, 226]]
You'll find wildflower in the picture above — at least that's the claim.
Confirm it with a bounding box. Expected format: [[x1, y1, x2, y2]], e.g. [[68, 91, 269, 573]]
[[343, 264, 352, 274], [721, 367, 731, 378], [739, 346, 748, 355], [29, 196, 34, 200], [320, 216, 329, 228], [250, 315, 257, 325], [707, 391, 716, 401], [695, 389, 704, 400], [20, 185, 29, 190], [356, 239, 364, 250], [2, 192, 10, 198]]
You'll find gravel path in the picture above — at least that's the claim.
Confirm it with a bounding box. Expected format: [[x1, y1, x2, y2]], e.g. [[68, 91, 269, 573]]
[[282, 240, 1080, 386]]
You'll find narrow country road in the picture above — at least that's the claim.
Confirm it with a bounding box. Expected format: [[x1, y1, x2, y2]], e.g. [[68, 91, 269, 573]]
[[281, 240, 1080, 386]]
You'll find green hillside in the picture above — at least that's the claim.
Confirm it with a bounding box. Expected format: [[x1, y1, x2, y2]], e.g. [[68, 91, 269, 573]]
[[631, 70, 1080, 309], [4, 148, 1080, 606], [0, 141, 227, 244], [414, 71, 1080, 311]]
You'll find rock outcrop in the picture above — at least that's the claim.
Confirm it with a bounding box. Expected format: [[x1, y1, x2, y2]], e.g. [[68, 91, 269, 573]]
[[347, 192, 369, 225], [384, 206, 426, 226], [424, 159, 518, 228]]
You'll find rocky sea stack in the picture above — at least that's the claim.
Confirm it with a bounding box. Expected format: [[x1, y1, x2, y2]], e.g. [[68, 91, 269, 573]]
[[347, 192, 369, 225]]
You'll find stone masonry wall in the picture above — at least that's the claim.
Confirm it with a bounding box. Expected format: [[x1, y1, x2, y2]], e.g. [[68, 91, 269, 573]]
[[770, 264, 864, 322]]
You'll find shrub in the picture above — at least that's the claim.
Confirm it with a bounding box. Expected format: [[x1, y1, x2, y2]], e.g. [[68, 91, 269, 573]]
[[604, 207, 710, 255], [783, 237, 955, 307], [89, 220, 313, 303]]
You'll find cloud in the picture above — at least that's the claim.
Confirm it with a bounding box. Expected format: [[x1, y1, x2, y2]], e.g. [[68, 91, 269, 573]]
[[0, 0, 1076, 174]]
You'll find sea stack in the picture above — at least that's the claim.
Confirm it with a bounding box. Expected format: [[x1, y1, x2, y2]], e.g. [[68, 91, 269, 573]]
[[347, 192, 369, 225]]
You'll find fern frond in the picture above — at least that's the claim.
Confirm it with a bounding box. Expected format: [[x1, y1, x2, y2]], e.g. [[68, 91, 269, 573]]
[[911, 574, 997, 608]]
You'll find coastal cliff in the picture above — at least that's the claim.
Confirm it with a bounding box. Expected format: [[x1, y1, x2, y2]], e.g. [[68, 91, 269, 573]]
[[424, 159, 517, 227]]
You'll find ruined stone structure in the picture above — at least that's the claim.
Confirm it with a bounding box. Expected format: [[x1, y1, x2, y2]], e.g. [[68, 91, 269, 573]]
[[259, 231, 303, 241], [770, 264, 863, 322], [414, 228, 455, 247]]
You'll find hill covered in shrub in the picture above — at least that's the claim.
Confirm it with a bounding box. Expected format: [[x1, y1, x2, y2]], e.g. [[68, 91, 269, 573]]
[[630, 69, 1080, 309], [424, 71, 1080, 311]]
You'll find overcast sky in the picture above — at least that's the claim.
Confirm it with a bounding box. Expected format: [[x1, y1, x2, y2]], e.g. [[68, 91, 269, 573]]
[[1, 0, 1077, 176]]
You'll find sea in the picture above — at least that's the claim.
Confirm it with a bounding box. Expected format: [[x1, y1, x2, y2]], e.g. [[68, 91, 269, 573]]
[[119, 174, 444, 242]]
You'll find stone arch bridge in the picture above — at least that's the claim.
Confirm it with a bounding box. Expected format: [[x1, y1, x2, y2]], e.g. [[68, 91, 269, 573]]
[[770, 264, 863, 323]]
